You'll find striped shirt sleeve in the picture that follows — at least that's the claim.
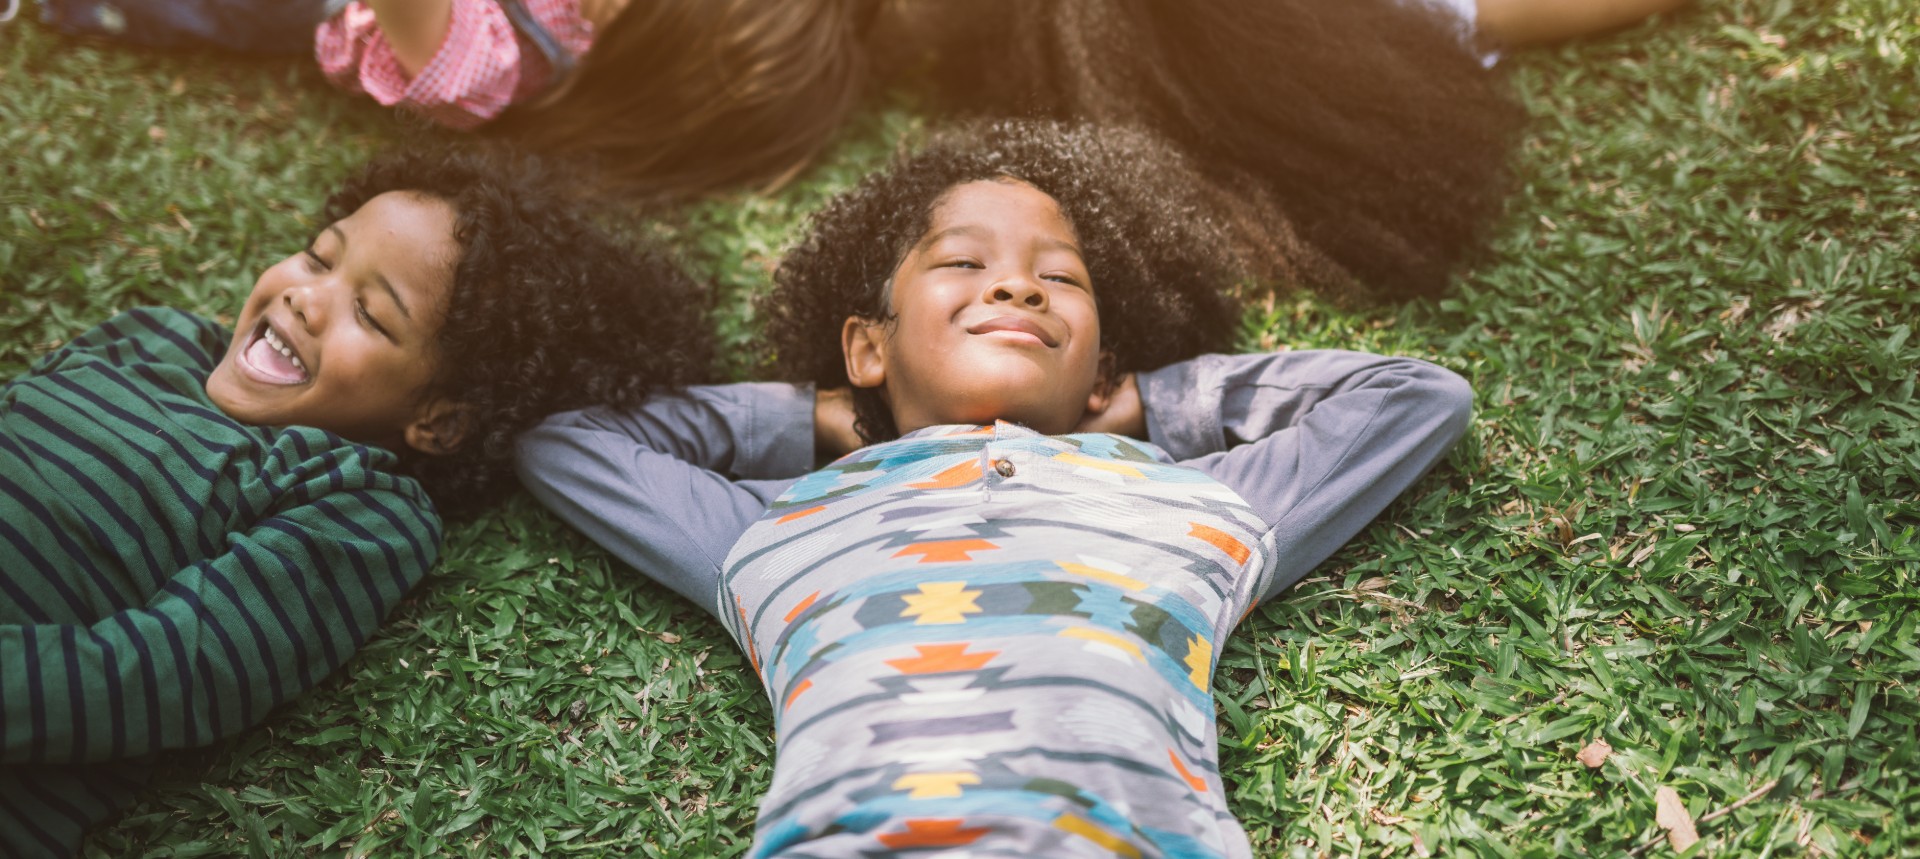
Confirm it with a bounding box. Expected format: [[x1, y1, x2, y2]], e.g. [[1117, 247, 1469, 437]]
[[0, 482, 441, 764]]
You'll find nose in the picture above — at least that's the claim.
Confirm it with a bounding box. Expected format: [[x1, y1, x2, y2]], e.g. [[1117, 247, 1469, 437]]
[[282, 278, 330, 334], [985, 274, 1048, 311]]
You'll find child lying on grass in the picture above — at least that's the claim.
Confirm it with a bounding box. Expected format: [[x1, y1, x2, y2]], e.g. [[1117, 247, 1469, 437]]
[[518, 120, 1473, 857], [0, 149, 710, 856]]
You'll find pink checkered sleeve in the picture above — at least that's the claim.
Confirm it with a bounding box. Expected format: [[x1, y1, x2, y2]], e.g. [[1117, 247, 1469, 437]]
[[315, 1, 525, 131]]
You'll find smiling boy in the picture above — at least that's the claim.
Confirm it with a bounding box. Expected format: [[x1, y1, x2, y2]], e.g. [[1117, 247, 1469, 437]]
[[206, 190, 465, 452], [518, 121, 1475, 857], [839, 177, 1111, 437], [0, 151, 710, 856]]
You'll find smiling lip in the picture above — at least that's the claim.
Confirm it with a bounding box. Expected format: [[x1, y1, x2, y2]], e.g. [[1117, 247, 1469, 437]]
[[237, 317, 311, 386], [966, 315, 1058, 347]]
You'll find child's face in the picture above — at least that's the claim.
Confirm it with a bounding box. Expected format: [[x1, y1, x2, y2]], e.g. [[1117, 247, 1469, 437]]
[[206, 192, 459, 452], [843, 178, 1110, 435]]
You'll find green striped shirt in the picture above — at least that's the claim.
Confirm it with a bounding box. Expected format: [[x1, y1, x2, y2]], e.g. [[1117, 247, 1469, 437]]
[[0, 308, 442, 856]]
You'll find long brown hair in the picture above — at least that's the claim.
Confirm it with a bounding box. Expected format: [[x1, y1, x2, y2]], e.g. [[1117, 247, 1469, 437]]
[[493, 0, 869, 200]]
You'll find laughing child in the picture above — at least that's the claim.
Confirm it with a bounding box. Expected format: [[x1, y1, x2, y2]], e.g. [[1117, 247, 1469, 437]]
[[0, 149, 710, 856], [517, 120, 1473, 857]]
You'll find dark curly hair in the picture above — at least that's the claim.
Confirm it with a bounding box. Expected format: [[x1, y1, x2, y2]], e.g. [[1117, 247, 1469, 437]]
[[874, 0, 1525, 299], [763, 120, 1325, 443], [322, 149, 712, 514]]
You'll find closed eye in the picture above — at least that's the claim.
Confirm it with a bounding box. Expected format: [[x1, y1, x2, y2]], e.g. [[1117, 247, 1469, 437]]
[[302, 246, 330, 273], [355, 300, 393, 341], [941, 258, 983, 270]]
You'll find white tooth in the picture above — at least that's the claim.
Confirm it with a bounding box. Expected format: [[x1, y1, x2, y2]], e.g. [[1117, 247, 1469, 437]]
[[278, 344, 292, 357], [291, 357, 304, 370]]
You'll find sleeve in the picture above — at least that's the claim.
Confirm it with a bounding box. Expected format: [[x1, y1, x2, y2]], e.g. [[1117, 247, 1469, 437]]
[[514, 382, 817, 618], [1140, 350, 1474, 601], [0, 484, 441, 765], [314, 0, 524, 130]]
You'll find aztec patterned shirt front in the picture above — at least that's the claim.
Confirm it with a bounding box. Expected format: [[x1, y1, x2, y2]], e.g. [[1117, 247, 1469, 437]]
[[517, 350, 1477, 859], [725, 423, 1274, 858]]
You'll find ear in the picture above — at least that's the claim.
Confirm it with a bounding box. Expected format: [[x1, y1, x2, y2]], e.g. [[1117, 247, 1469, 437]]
[[1083, 351, 1120, 415], [842, 316, 889, 390], [402, 398, 470, 457]]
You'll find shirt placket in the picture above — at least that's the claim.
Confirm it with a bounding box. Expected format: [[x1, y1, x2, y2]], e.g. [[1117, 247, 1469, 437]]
[[979, 422, 1026, 500]]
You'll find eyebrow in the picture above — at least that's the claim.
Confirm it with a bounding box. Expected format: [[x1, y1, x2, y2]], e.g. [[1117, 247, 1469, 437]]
[[916, 224, 1084, 257], [915, 224, 991, 252], [328, 224, 412, 320]]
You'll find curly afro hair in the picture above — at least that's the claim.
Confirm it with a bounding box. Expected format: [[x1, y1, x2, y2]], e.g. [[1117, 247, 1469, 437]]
[[875, 0, 1525, 299], [763, 119, 1328, 443], [322, 149, 712, 515]]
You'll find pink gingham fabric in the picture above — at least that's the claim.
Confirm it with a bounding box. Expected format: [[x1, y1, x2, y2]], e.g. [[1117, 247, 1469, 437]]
[[315, 0, 594, 130]]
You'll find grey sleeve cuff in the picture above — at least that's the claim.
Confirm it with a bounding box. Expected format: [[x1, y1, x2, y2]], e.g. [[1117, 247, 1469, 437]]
[[1139, 354, 1228, 460]]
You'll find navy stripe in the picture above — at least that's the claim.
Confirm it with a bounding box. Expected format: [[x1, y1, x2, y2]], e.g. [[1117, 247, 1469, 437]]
[[128, 363, 223, 416], [60, 626, 87, 762], [127, 307, 220, 366], [165, 576, 257, 734], [0, 445, 133, 615], [43, 375, 226, 561], [112, 612, 165, 755], [4, 420, 174, 588], [261, 518, 364, 654], [150, 604, 202, 748], [367, 485, 442, 591], [195, 650, 225, 740], [23, 626, 46, 764], [230, 543, 318, 694], [102, 335, 131, 366], [320, 495, 421, 595], [0, 520, 58, 621], [13, 401, 193, 573], [95, 631, 127, 760], [307, 504, 396, 622], [290, 432, 314, 470], [50, 372, 221, 483], [95, 363, 252, 469]]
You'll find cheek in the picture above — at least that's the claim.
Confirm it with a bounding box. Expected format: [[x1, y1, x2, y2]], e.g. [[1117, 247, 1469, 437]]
[[1071, 298, 1101, 346]]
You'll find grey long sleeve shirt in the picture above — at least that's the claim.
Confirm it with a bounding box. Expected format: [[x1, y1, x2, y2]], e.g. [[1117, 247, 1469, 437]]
[[516, 350, 1471, 858]]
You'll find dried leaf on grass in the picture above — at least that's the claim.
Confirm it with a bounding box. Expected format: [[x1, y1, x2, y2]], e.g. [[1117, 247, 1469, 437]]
[[1576, 739, 1612, 768], [1655, 786, 1700, 851], [1369, 807, 1407, 825]]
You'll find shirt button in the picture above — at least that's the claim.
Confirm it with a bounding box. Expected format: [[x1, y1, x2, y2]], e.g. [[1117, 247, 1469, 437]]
[[992, 458, 1016, 478]]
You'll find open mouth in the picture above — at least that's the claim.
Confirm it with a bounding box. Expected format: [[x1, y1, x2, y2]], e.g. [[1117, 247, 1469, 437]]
[[967, 315, 1058, 347], [239, 318, 310, 385]]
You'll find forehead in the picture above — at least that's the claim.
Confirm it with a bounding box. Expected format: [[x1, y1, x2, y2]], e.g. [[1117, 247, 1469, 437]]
[[341, 191, 458, 250], [925, 179, 1073, 241], [339, 191, 460, 304]]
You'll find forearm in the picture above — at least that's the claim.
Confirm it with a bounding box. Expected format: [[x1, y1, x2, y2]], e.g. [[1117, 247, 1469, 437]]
[[1, 494, 437, 764], [515, 383, 816, 615], [363, 0, 455, 77]]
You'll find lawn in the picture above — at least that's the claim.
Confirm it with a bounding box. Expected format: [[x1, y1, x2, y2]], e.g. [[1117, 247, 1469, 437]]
[[2, 0, 1917, 855]]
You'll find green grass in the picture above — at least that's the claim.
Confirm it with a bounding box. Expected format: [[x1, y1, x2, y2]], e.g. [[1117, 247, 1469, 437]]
[[3, 0, 1917, 855]]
